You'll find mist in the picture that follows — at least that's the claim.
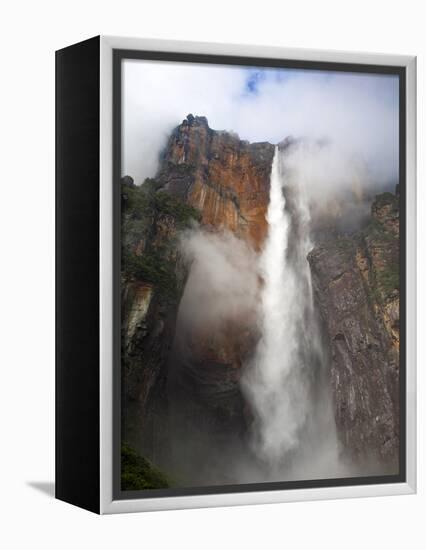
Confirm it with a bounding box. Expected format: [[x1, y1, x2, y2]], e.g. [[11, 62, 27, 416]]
[[279, 138, 386, 235], [177, 229, 260, 330], [170, 150, 358, 483], [123, 59, 398, 192]]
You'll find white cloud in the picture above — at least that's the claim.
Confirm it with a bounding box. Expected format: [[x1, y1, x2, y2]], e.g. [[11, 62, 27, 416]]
[[123, 59, 399, 188]]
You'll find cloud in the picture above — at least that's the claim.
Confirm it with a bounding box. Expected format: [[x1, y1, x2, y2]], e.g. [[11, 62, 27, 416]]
[[177, 229, 260, 330], [123, 60, 247, 184], [123, 59, 399, 188]]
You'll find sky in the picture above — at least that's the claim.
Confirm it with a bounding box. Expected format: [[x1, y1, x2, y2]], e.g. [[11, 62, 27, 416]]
[[122, 59, 399, 188]]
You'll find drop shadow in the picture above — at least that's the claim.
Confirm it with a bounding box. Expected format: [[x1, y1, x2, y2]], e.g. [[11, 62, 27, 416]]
[[27, 481, 55, 498]]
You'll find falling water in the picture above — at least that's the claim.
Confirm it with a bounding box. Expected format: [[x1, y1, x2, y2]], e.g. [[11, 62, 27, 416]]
[[242, 145, 342, 478]]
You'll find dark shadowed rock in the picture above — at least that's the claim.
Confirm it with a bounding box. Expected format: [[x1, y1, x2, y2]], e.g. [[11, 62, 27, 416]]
[[308, 191, 400, 465]]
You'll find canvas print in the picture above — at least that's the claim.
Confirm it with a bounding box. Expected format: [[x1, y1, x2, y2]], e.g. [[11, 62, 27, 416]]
[[119, 57, 401, 493]]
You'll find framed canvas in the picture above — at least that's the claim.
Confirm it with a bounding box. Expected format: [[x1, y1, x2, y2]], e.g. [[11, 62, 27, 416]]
[[55, 36, 416, 514]]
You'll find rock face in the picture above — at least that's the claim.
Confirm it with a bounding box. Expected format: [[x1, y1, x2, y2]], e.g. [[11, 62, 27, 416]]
[[121, 114, 400, 482], [120, 175, 199, 466], [158, 114, 275, 249], [121, 116, 274, 474], [308, 191, 400, 465]]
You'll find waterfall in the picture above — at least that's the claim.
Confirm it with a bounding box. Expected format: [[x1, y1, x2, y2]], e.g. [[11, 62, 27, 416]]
[[242, 145, 341, 477]]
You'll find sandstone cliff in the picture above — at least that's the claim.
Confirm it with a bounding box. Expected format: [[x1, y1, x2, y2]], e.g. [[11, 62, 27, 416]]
[[158, 114, 274, 248]]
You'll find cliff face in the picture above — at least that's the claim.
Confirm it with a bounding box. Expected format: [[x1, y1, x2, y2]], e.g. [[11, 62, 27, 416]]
[[121, 176, 200, 464], [158, 114, 275, 249], [308, 191, 400, 465], [121, 114, 400, 481], [121, 116, 273, 472]]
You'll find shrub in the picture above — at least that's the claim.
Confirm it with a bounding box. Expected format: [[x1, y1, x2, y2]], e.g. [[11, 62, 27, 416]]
[[121, 443, 171, 491], [122, 250, 178, 300], [153, 191, 202, 226]]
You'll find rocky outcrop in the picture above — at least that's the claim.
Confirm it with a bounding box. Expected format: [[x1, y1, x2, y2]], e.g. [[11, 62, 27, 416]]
[[158, 114, 275, 249], [308, 190, 400, 465]]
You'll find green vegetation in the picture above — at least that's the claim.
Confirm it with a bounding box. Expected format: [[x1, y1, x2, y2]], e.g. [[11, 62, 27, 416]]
[[121, 179, 150, 218], [363, 195, 399, 299], [376, 262, 400, 295], [122, 249, 178, 300], [121, 443, 171, 491], [153, 191, 202, 227], [366, 262, 399, 306], [364, 218, 395, 243], [143, 177, 164, 195], [120, 176, 201, 301], [374, 191, 398, 211], [121, 177, 201, 229]]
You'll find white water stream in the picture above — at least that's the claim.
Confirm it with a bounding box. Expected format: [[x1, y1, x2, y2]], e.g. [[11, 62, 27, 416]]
[[243, 146, 342, 476]]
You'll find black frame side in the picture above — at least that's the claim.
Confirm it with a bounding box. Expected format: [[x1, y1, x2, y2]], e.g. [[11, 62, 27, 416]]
[[55, 36, 100, 514], [113, 49, 407, 501]]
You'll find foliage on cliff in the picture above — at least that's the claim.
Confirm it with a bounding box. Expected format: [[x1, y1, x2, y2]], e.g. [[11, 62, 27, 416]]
[[121, 443, 171, 491], [152, 190, 202, 226], [121, 175, 201, 236], [121, 175, 200, 299], [122, 250, 177, 295], [363, 190, 400, 302]]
